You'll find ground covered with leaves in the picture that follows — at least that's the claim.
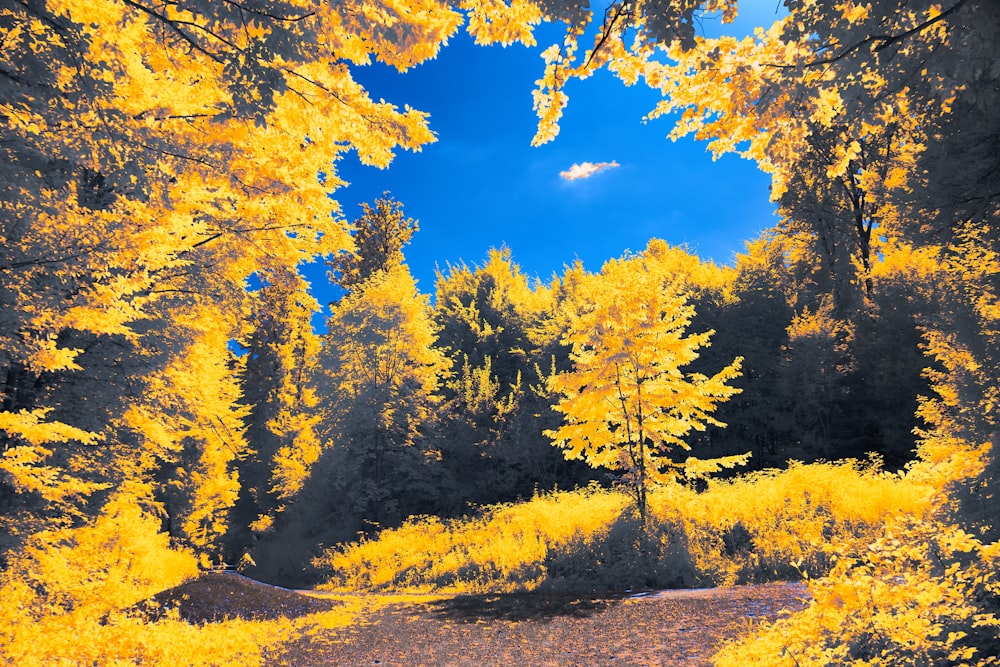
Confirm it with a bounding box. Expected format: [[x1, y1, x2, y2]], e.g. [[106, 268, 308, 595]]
[[148, 573, 810, 666]]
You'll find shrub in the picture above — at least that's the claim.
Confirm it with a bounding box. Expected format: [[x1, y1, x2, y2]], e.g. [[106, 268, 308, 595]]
[[315, 483, 629, 593], [315, 460, 934, 594], [655, 460, 936, 586], [712, 516, 1000, 666], [542, 511, 697, 592], [0, 493, 289, 666]]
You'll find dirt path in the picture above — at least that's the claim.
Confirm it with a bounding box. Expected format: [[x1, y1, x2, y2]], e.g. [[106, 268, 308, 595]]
[[272, 582, 809, 666]]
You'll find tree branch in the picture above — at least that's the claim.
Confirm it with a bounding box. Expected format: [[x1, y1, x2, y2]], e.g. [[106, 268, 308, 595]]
[[121, 0, 224, 63], [585, 1, 632, 70], [218, 0, 315, 23], [775, 0, 968, 69]]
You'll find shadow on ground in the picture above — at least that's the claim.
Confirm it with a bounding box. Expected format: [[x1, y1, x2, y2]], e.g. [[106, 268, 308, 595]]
[[426, 592, 620, 623]]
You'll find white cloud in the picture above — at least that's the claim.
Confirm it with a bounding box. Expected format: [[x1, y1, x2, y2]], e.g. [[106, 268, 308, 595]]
[[559, 160, 621, 181]]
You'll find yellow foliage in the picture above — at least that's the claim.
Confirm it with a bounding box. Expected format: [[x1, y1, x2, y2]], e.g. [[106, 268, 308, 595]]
[[713, 517, 1000, 666], [2, 610, 291, 667], [0, 490, 380, 666], [0, 408, 106, 503], [681, 453, 753, 480], [316, 484, 629, 593], [462, 0, 543, 46], [548, 242, 743, 519], [321, 264, 451, 458], [0, 407, 100, 447], [837, 1, 872, 24], [6, 493, 198, 615], [316, 461, 932, 594], [656, 460, 935, 586], [124, 312, 248, 549], [0, 492, 221, 665]]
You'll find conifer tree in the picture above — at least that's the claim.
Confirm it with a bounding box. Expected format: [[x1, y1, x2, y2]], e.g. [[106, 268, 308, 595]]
[[318, 264, 450, 526]]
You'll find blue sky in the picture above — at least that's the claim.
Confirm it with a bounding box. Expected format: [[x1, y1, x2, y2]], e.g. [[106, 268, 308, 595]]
[[309, 2, 785, 302]]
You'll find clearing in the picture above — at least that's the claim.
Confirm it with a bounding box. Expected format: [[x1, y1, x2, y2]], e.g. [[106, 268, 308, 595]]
[[147, 573, 810, 666]]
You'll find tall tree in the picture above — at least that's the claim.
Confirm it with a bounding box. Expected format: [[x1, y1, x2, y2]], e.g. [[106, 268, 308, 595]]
[[227, 268, 323, 562], [318, 264, 450, 527], [433, 248, 587, 506], [330, 194, 419, 289], [546, 248, 745, 524]]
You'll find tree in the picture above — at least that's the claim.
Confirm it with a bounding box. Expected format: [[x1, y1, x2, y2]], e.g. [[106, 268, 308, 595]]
[[317, 264, 450, 527], [434, 247, 549, 381], [432, 248, 590, 507], [0, 0, 464, 559], [546, 247, 745, 524], [227, 267, 323, 563], [699, 234, 795, 466], [330, 194, 419, 289]]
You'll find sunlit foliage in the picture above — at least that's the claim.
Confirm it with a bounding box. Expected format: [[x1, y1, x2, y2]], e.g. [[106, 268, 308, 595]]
[[2, 0, 998, 662], [227, 268, 324, 567], [432, 248, 586, 506], [316, 461, 932, 594], [317, 483, 629, 593], [0, 492, 374, 665], [713, 517, 1000, 666], [547, 243, 745, 522]]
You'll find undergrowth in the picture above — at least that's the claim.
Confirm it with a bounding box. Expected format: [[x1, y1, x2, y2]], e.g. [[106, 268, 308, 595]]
[[315, 459, 934, 594], [317, 482, 630, 593], [6, 459, 984, 665], [711, 447, 1000, 666], [711, 515, 1000, 666], [0, 492, 364, 666]]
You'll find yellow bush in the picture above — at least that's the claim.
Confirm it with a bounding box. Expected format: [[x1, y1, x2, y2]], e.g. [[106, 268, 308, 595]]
[[2, 611, 293, 667], [316, 483, 629, 593], [317, 461, 935, 594], [651, 460, 936, 585], [712, 517, 1000, 666], [0, 492, 291, 666]]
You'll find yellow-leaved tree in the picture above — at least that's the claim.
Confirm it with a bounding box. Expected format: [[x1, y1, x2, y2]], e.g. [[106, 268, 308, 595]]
[[1, 0, 458, 559], [1, 0, 487, 657], [317, 263, 451, 528], [546, 244, 746, 525]]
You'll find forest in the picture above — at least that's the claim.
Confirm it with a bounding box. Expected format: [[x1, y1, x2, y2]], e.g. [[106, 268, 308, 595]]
[[1, 0, 998, 664]]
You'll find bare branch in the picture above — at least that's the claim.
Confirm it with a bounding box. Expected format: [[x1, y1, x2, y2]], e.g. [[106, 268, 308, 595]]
[[121, 0, 225, 63], [218, 0, 316, 23]]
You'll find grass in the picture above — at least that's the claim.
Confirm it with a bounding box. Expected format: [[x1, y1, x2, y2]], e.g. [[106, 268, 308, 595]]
[[0, 459, 948, 665], [314, 460, 935, 594]]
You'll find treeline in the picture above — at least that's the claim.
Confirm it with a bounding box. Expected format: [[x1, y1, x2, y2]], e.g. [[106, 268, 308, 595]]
[[226, 193, 933, 584], [1, 0, 996, 617]]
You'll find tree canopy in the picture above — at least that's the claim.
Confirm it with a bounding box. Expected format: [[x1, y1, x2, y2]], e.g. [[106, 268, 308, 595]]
[[546, 243, 745, 521], [1, 1, 999, 663]]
